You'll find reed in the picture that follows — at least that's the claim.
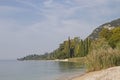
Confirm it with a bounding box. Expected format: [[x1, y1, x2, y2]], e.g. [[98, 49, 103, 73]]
[[85, 48, 120, 72]]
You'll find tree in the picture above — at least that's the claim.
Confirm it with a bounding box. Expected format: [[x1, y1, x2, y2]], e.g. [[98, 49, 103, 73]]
[[99, 28, 112, 40], [108, 27, 120, 48]]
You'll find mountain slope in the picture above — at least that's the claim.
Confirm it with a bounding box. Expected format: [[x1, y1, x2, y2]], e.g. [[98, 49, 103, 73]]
[[88, 18, 120, 40]]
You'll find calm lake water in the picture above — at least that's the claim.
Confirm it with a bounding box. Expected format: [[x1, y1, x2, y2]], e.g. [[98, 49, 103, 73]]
[[0, 60, 85, 80]]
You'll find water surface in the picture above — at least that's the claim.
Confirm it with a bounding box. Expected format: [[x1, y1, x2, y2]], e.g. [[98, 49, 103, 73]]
[[0, 60, 85, 80]]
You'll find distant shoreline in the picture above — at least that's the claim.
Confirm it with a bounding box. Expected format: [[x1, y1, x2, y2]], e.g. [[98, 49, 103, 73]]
[[71, 66, 120, 80]]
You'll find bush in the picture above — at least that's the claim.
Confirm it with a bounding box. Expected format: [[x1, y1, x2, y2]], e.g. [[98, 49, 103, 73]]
[[85, 48, 120, 72]]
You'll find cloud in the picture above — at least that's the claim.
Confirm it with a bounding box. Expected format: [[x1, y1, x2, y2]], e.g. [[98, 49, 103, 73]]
[[0, 6, 27, 12], [15, 0, 39, 10], [43, 0, 54, 8], [74, 0, 108, 6]]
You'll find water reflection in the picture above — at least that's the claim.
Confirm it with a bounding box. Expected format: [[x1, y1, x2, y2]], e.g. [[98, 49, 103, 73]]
[[57, 62, 85, 72]]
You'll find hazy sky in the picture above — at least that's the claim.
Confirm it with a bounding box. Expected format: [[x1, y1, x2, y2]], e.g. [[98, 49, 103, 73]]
[[0, 0, 120, 59]]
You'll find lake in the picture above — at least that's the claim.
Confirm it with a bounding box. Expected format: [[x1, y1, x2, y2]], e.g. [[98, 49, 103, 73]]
[[0, 60, 85, 80]]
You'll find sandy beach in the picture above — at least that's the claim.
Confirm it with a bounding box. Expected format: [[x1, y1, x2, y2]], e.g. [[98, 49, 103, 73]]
[[71, 66, 120, 80]]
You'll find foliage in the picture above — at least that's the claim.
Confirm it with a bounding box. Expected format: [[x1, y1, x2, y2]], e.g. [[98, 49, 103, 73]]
[[18, 53, 50, 60], [99, 28, 112, 40], [109, 27, 120, 48], [99, 27, 120, 48], [49, 37, 91, 59], [86, 46, 120, 72], [89, 38, 110, 52], [19, 37, 91, 60]]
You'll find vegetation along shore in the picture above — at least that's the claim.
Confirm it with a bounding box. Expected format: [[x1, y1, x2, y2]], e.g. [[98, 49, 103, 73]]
[[18, 18, 120, 80]]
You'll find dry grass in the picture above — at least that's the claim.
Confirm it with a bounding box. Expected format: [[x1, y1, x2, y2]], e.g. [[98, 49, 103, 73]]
[[85, 48, 120, 72]]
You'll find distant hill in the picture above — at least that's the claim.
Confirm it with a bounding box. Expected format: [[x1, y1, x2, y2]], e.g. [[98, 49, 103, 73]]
[[88, 18, 120, 40]]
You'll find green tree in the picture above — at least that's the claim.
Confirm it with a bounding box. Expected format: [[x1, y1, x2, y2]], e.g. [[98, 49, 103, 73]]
[[99, 28, 112, 40], [109, 27, 120, 48]]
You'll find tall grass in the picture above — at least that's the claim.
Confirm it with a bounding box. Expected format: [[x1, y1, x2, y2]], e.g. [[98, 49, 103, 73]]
[[85, 48, 120, 72]]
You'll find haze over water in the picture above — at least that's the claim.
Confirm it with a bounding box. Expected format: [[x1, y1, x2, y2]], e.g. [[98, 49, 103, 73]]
[[0, 60, 85, 80]]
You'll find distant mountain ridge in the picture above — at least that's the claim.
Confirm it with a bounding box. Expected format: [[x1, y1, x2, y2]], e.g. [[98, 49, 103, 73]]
[[88, 18, 120, 40]]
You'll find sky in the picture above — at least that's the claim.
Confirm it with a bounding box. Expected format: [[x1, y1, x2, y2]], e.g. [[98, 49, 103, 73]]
[[0, 0, 120, 59]]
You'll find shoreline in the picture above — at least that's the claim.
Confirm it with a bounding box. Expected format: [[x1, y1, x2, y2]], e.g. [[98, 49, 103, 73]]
[[71, 66, 120, 80], [57, 71, 85, 80], [68, 73, 85, 80]]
